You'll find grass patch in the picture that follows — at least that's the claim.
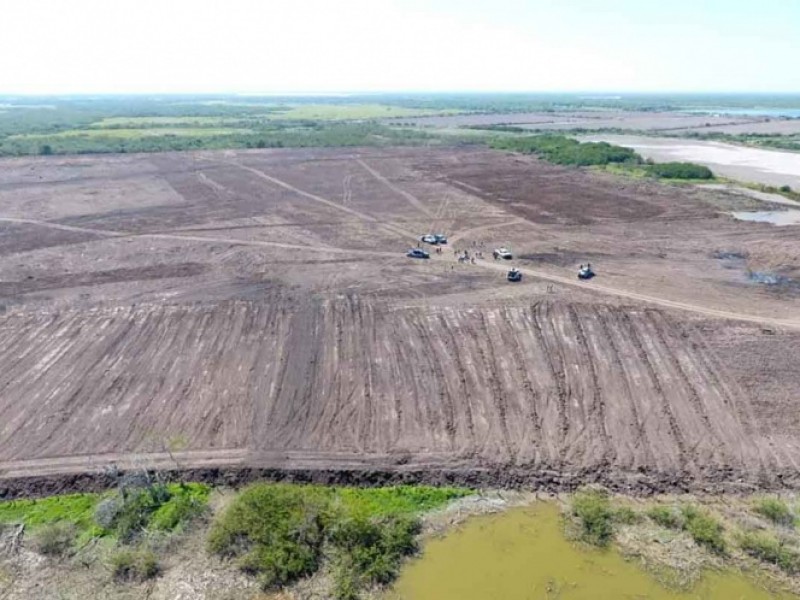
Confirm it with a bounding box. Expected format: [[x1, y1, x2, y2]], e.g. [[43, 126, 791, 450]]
[[110, 548, 160, 582], [754, 498, 795, 528], [208, 483, 469, 597], [739, 531, 800, 574], [647, 505, 684, 530], [0, 492, 100, 533], [31, 522, 77, 557], [681, 506, 726, 555], [571, 488, 615, 546]]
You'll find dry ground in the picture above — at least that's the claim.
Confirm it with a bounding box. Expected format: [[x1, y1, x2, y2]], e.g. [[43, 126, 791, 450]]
[[1, 147, 800, 492]]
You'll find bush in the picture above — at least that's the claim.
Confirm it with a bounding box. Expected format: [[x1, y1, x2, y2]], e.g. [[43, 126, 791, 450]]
[[207, 484, 328, 589], [739, 531, 800, 574], [780, 185, 792, 193], [329, 514, 421, 597], [110, 548, 160, 582], [754, 498, 795, 527], [613, 506, 641, 525], [32, 522, 76, 557], [572, 489, 614, 546], [646, 162, 714, 180], [647, 506, 683, 530], [682, 506, 726, 554]]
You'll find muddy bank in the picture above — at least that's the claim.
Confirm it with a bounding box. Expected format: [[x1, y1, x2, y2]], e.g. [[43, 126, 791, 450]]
[[5, 462, 800, 502]]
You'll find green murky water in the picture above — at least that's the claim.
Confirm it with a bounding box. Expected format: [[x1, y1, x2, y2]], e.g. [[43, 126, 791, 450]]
[[390, 504, 792, 600]]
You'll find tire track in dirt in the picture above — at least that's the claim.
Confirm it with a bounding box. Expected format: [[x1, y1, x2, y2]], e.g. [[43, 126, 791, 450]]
[[474, 311, 515, 462], [407, 313, 456, 451], [567, 304, 612, 467], [496, 306, 542, 465], [223, 160, 418, 241], [448, 218, 527, 244], [437, 312, 476, 454], [620, 311, 689, 472], [643, 310, 720, 465], [594, 305, 652, 468], [356, 159, 434, 219], [530, 303, 569, 463]]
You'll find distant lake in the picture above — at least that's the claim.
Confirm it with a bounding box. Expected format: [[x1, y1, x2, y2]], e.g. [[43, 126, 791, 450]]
[[684, 108, 800, 119]]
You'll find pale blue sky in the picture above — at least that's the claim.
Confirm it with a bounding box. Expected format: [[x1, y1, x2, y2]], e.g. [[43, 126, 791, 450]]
[[1, 0, 798, 94]]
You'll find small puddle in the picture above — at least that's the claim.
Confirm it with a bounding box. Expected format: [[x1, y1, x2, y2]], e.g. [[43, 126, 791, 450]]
[[731, 210, 800, 226], [389, 504, 792, 600]]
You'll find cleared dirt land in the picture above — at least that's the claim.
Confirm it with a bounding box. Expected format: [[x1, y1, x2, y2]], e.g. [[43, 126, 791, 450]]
[[1, 147, 800, 494]]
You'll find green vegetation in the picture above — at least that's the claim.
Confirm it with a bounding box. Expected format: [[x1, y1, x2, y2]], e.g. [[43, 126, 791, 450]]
[[265, 103, 458, 121], [645, 161, 714, 180], [0, 482, 209, 547], [739, 531, 800, 574], [647, 505, 684, 530], [31, 522, 77, 557], [491, 134, 642, 166], [570, 488, 615, 546], [644, 504, 726, 554], [0, 492, 100, 534], [109, 548, 160, 582], [207, 483, 468, 597], [754, 498, 795, 528], [682, 506, 726, 555]]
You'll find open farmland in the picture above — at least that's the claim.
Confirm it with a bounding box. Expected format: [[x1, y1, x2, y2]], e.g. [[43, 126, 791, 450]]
[[1, 147, 800, 494]]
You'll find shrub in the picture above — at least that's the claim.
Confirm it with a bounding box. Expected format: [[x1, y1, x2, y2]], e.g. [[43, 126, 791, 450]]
[[647, 506, 683, 530], [739, 531, 800, 574], [646, 162, 714, 180], [32, 522, 76, 557], [572, 488, 614, 546], [779, 185, 792, 193], [754, 498, 794, 527], [110, 548, 160, 582], [613, 506, 641, 525], [207, 484, 328, 589], [682, 506, 726, 554]]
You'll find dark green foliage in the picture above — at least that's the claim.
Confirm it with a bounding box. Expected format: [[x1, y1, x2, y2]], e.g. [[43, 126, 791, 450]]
[[32, 522, 77, 557], [780, 185, 792, 193], [207, 484, 328, 589], [682, 506, 726, 554], [645, 162, 714, 180], [571, 488, 615, 546], [613, 506, 641, 525], [110, 548, 160, 582], [207, 483, 449, 597], [739, 531, 800, 574], [647, 505, 684, 530], [754, 498, 795, 528], [329, 514, 421, 598], [491, 135, 642, 166]]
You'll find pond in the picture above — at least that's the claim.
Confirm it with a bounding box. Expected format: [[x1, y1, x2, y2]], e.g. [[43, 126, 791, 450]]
[[731, 210, 800, 226], [389, 504, 792, 600]]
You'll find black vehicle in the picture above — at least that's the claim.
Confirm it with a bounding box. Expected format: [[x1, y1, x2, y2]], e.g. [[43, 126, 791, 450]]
[[407, 248, 430, 259], [507, 268, 522, 282]]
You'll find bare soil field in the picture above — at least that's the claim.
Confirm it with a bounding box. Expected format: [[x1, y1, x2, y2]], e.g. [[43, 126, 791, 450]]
[[384, 110, 764, 132], [1, 147, 800, 494]]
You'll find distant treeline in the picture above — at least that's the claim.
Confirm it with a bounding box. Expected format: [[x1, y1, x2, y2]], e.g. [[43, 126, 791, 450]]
[[491, 134, 641, 166], [0, 123, 437, 157], [491, 134, 715, 180]]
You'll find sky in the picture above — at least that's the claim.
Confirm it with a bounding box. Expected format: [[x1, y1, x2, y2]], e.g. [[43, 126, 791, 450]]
[[1, 0, 798, 94]]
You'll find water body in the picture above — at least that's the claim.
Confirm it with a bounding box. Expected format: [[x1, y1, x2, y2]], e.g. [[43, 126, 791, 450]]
[[685, 108, 800, 119], [581, 135, 800, 189], [390, 504, 790, 600], [731, 210, 800, 226]]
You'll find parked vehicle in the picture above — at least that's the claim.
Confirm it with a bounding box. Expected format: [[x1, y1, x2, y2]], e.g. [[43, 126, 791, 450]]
[[507, 268, 522, 282], [493, 247, 513, 260], [407, 248, 430, 259], [578, 264, 595, 279], [420, 234, 438, 245]]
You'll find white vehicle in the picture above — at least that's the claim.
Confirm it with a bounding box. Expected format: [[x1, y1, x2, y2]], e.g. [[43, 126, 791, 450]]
[[493, 247, 513, 260], [420, 234, 439, 245]]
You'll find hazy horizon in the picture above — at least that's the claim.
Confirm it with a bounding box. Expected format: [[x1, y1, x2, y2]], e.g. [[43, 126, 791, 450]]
[[2, 0, 798, 95]]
